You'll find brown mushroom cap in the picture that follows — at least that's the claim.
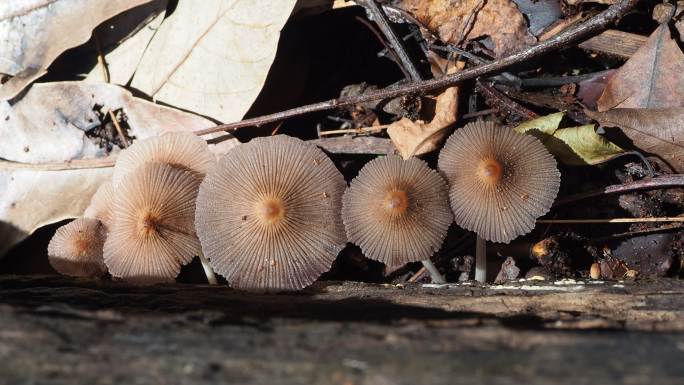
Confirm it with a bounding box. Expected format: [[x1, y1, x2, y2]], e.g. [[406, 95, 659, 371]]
[[195, 135, 347, 291], [112, 132, 215, 185], [341, 155, 452, 266], [438, 121, 560, 243], [84, 181, 115, 230], [103, 162, 201, 284], [48, 217, 107, 277]]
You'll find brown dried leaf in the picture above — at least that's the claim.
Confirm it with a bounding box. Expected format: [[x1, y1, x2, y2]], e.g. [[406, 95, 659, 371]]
[[396, 0, 534, 57], [585, 108, 684, 172], [387, 83, 459, 159], [130, 0, 297, 123], [0, 0, 152, 101], [597, 24, 684, 111]]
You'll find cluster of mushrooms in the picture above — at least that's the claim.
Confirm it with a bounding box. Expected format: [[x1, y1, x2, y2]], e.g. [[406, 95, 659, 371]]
[[48, 121, 560, 290]]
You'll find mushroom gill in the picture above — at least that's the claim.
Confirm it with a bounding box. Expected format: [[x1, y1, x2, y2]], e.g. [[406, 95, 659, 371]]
[[195, 135, 347, 291], [341, 155, 452, 266], [112, 132, 216, 185], [103, 162, 202, 284], [84, 181, 115, 230], [48, 217, 107, 277], [438, 121, 560, 243]]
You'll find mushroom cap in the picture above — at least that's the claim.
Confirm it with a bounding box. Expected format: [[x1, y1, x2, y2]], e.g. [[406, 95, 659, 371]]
[[195, 135, 347, 291], [48, 217, 107, 277], [112, 132, 215, 185], [341, 155, 453, 266], [103, 162, 201, 284], [438, 121, 560, 243], [84, 181, 115, 230]]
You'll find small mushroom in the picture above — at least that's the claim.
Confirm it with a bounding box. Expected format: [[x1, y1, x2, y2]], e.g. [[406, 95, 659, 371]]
[[103, 162, 202, 284], [438, 121, 560, 243], [341, 155, 452, 266], [195, 135, 347, 291], [48, 217, 107, 277], [84, 181, 115, 230], [112, 132, 215, 185]]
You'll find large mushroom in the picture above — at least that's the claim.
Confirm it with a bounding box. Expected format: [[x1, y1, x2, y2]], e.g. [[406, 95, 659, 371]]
[[438, 121, 560, 281], [112, 132, 216, 185], [341, 155, 452, 268], [195, 135, 347, 291], [48, 217, 107, 277], [103, 162, 202, 284]]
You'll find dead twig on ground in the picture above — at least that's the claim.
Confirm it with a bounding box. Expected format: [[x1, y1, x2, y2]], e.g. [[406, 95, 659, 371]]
[[554, 174, 684, 207], [194, 0, 640, 137]]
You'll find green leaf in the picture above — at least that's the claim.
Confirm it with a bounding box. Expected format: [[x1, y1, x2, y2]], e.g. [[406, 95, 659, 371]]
[[515, 113, 623, 165]]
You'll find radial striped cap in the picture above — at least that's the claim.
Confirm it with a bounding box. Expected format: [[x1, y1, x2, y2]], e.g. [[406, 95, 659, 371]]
[[104, 162, 202, 284], [84, 181, 115, 230], [195, 135, 347, 291], [112, 132, 215, 185], [48, 217, 107, 277], [342, 155, 452, 266], [438, 121, 560, 243]]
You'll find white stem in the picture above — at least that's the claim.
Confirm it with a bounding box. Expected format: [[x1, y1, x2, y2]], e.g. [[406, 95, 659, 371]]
[[198, 251, 218, 285], [475, 236, 487, 283], [421, 260, 446, 284]]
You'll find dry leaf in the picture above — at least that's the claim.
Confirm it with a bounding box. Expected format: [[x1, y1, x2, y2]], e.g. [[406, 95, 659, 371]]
[[585, 108, 684, 172], [597, 24, 684, 111], [0, 81, 238, 163], [0, 0, 151, 101], [130, 0, 297, 123], [396, 0, 534, 57], [0, 81, 239, 256], [86, 0, 167, 84], [387, 67, 461, 159], [515, 112, 623, 165], [0, 166, 112, 257]]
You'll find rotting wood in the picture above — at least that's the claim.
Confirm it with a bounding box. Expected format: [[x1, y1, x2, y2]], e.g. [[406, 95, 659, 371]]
[[579, 29, 648, 59]]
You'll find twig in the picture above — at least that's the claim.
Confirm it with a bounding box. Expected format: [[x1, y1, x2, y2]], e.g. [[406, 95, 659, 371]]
[[194, 0, 640, 137], [107, 110, 129, 148], [0, 157, 116, 171], [462, 108, 495, 119], [589, 224, 684, 244], [355, 16, 411, 80], [93, 32, 110, 83], [362, 0, 422, 81], [456, 0, 486, 46], [407, 266, 427, 283], [318, 125, 389, 136], [554, 174, 684, 207], [519, 69, 614, 87], [476, 80, 539, 120], [537, 217, 684, 224]]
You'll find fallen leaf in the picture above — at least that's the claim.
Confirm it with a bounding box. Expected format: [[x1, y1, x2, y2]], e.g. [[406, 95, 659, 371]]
[[515, 112, 623, 165], [494, 256, 520, 284], [577, 69, 615, 110], [511, 0, 562, 37], [396, 0, 534, 57], [130, 0, 297, 123], [0, 165, 112, 257], [585, 108, 684, 172], [597, 24, 684, 111], [387, 85, 459, 159], [0, 81, 238, 164], [0, 0, 151, 101], [0, 81, 239, 256], [86, 0, 167, 85]]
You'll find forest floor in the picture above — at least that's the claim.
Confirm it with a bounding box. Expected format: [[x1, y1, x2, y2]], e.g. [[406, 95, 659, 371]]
[[1, 275, 683, 385]]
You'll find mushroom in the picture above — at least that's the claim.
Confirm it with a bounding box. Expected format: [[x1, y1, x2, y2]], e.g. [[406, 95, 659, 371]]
[[341, 155, 453, 268], [112, 132, 216, 185], [84, 181, 115, 230], [438, 120, 560, 281], [103, 162, 202, 284], [48, 217, 107, 277], [195, 135, 347, 291]]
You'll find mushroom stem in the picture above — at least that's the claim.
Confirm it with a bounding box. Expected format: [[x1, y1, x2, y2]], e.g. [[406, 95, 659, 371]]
[[198, 251, 218, 285], [475, 236, 487, 282], [421, 260, 446, 284]]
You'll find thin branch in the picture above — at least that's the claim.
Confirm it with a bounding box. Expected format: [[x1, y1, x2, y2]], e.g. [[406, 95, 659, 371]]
[[107, 110, 129, 148], [355, 16, 411, 79], [362, 0, 422, 81], [0, 157, 116, 171], [537, 217, 684, 224], [476, 80, 538, 120], [554, 174, 684, 207], [194, 0, 640, 137]]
